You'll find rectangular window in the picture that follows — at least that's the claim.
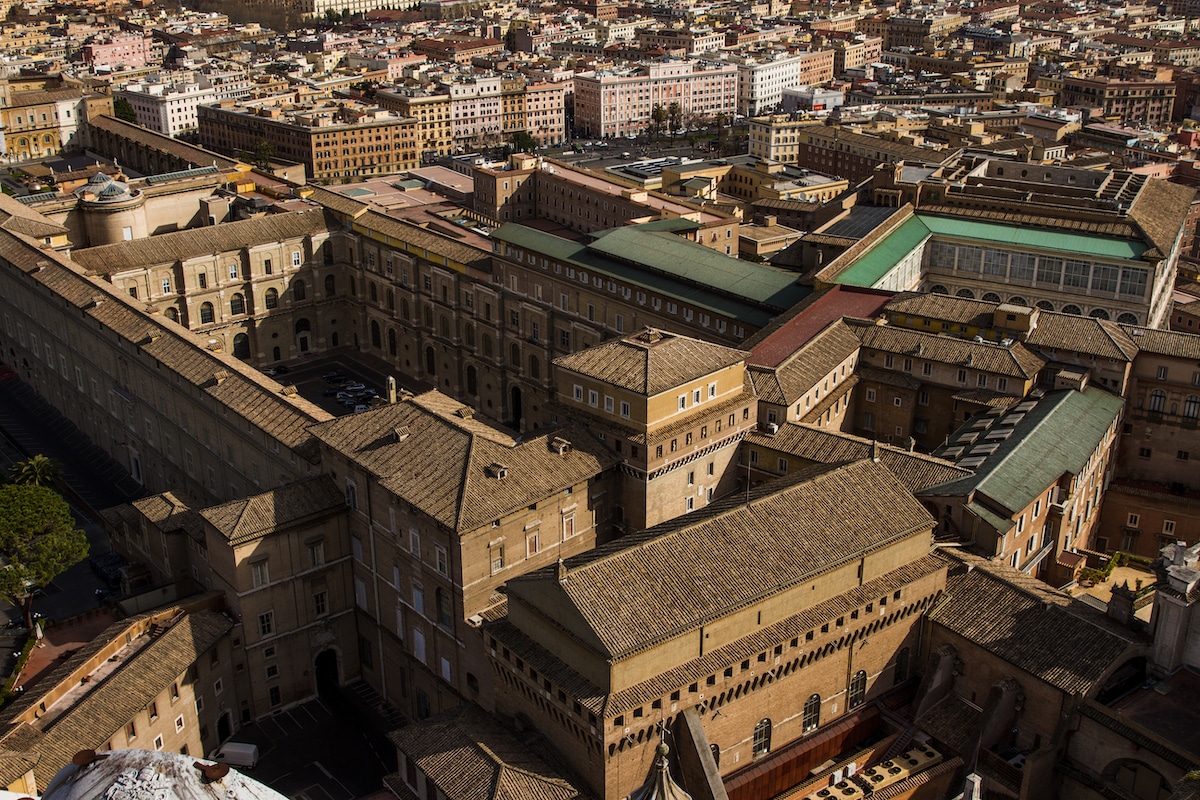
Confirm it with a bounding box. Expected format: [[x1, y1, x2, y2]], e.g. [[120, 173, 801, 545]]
[[258, 611, 274, 636], [526, 530, 540, 557], [175, 715, 185, 733], [588, 390, 599, 407], [161, 278, 171, 295], [436, 546, 448, 576], [620, 401, 630, 418], [413, 628, 426, 664], [604, 396, 614, 413], [291, 251, 301, 267], [573, 384, 583, 402], [308, 541, 325, 567], [251, 560, 269, 588], [314, 590, 328, 616]]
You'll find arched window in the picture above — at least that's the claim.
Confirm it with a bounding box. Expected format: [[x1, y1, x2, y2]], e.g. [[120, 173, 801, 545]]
[[1185, 396, 1200, 419], [1062, 304, 1083, 316], [424, 307, 433, 328], [322, 241, 333, 265], [483, 335, 493, 359], [371, 320, 381, 349], [425, 347, 436, 376], [1117, 312, 1139, 325], [466, 365, 478, 395], [402, 299, 410, 320], [387, 290, 395, 311], [802, 695, 820, 732], [955, 289, 975, 299], [929, 285, 949, 294], [440, 316, 449, 338], [292, 280, 306, 301], [388, 328, 397, 356], [1149, 390, 1166, 413], [895, 647, 910, 685], [1008, 297, 1027, 306], [369, 282, 378, 302], [752, 719, 771, 756], [265, 288, 278, 309], [1036, 300, 1055, 312], [349, 277, 356, 296], [232, 333, 250, 359], [436, 588, 452, 627], [510, 343, 520, 366], [849, 670, 867, 709], [465, 322, 475, 347], [200, 302, 214, 324], [164, 307, 179, 323], [981, 292, 1001, 303], [230, 293, 245, 316], [1089, 308, 1110, 320], [295, 318, 311, 334], [529, 355, 540, 381], [325, 275, 336, 296]]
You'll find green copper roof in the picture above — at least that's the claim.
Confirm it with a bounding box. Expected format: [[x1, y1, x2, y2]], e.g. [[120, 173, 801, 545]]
[[491, 223, 810, 328], [927, 387, 1124, 520], [918, 215, 1148, 260], [833, 216, 931, 287]]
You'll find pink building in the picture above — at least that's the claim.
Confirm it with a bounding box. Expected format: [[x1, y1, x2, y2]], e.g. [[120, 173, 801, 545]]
[[574, 60, 738, 138], [81, 33, 156, 70]]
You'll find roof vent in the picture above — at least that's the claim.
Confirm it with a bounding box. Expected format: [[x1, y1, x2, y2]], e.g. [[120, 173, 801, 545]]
[[213, 369, 229, 384], [550, 436, 571, 455], [633, 327, 664, 344], [206, 338, 222, 351], [486, 463, 508, 479], [280, 384, 298, 396], [456, 406, 475, 419], [394, 425, 411, 442]]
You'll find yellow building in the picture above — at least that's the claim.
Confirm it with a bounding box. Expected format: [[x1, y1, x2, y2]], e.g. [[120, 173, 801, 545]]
[[376, 90, 453, 156]]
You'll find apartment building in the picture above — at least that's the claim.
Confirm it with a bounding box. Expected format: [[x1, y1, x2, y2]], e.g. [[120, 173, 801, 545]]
[[636, 25, 726, 54], [733, 52, 836, 117], [524, 81, 566, 146], [198, 98, 420, 183], [375, 89, 453, 157], [574, 60, 738, 138], [747, 116, 938, 178], [0, 83, 112, 161], [1061, 75, 1176, 125], [81, 32, 158, 69], [118, 74, 253, 138], [882, 13, 968, 50]]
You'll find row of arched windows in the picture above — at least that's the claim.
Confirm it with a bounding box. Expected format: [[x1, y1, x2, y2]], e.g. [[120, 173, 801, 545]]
[[930, 285, 1139, 324], [1146, 390, 1200, 417]]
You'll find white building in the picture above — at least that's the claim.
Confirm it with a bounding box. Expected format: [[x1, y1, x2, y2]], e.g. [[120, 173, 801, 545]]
[[118, 72, 252, 138], [733, 54, 808, 117]]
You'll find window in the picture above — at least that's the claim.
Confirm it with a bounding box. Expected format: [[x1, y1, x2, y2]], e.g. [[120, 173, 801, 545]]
[[265, 288, 278, 309], [269, 686, 282, 707], [573, 384, 583, 402], [229, 264, 239, 280], [752, 719, 771, 756], [413, 628, 427, 664], [258, 611, 274, 637], [849, 670, 867, 708], [148, 701, 158, 721], [526, 530, 540, 557], [563, 513, 576, 538], [352, 535, 363, 561], [314, 590, 328, 616], [491, 546, 504, 574], [199, 302, 214, 324], [161, 278, 171, 295], [865, 388, 876, 402], [1179, 450, 1190, 461], [154, 735, 164, 751], [1127, 513, 1140, 528], [251, 560, 268, 588], [292, 280, 306, 301], [126, 722, 137, 741], [409, 530, 421, 560], [1164, 520, 1176, 534], [1157, 366, 1168, 381], [1185, 396, 1200, 419], [435, 546, 448, 576], [802, 695, 820, 732], [308, 540, 325, 567], [291, 251, 302, 267], [174, 715, 185, 733], [620, 401, 630, 418], [1149, 390, 1166, 413], [895, 647, 911, 684]]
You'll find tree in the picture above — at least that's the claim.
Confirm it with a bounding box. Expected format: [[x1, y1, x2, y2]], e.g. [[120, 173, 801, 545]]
[[651, 104, 667, 140], [113, 97, 138, 124], [250, 138, 275, 172], [0, 485, 88, 628], [510, 130, 538, 153], [9, 455, 60, 487], [667, 102, 681, 138]]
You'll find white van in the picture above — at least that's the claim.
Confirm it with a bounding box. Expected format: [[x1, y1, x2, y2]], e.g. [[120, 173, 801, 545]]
[[207, 742, 259, 769]]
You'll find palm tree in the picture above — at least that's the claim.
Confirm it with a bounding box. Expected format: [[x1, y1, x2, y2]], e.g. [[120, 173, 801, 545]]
[[667, 102, 681, 139], [651, 105, 667, 141], [9, 455, 61, 487]]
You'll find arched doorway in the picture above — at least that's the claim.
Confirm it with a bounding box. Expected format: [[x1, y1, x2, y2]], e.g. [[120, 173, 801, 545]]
[[510, 385, 523, 431], [272, 346, 281, 361], [315, 649, 339, 697], [232, 333, 250, 360]]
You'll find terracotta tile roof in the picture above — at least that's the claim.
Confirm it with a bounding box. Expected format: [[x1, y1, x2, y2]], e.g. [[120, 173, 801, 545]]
[[553, 328, 749, 395], [856, 364, 923, 390], [0, 192, 68, 239], [748, 320, 860, 405], [884, 292, 996, 328], [200, 476, 345, 546], [0, 609, 231, 787], [917, 694, 981, 753], [1120, 325, 1200, 360], [847, 319, 1045, 379], [928, 550, 1138, 696], [1027, 312, 1138, 361], [71, 210, 334, 275], [484, 617, 606, 716], [1126, 178, 1195, 258], [305, 185, 371, 218], [131, 492, 203, 538], [506, 460, 935, 659], [387, 706, 584, 800], [745, 423, 971, 493], [354, 210, 491, 269], [88, 115, 239, 170], [308, 392, 616, 532]]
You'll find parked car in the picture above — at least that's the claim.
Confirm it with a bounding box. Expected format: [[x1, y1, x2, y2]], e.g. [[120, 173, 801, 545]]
[[261, 365, 289, 377], [322, 372, 346, 384], [342, 382, 365, 392], [323, 387, 343, 397], [353, 404, 371, 413]]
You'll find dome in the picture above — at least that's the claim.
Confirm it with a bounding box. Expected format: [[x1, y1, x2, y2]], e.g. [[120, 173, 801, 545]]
[[86, 172, 113, 187], [98, 182, 129, 200], [41, 750, 287, 800]]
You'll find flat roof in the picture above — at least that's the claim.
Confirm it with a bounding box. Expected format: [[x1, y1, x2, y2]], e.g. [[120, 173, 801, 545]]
[[834, 215, 931, 287], [919, 214, 1149, 261]]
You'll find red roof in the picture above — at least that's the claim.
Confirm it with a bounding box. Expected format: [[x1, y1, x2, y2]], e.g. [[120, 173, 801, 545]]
[[748, 286, 892, 368]]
